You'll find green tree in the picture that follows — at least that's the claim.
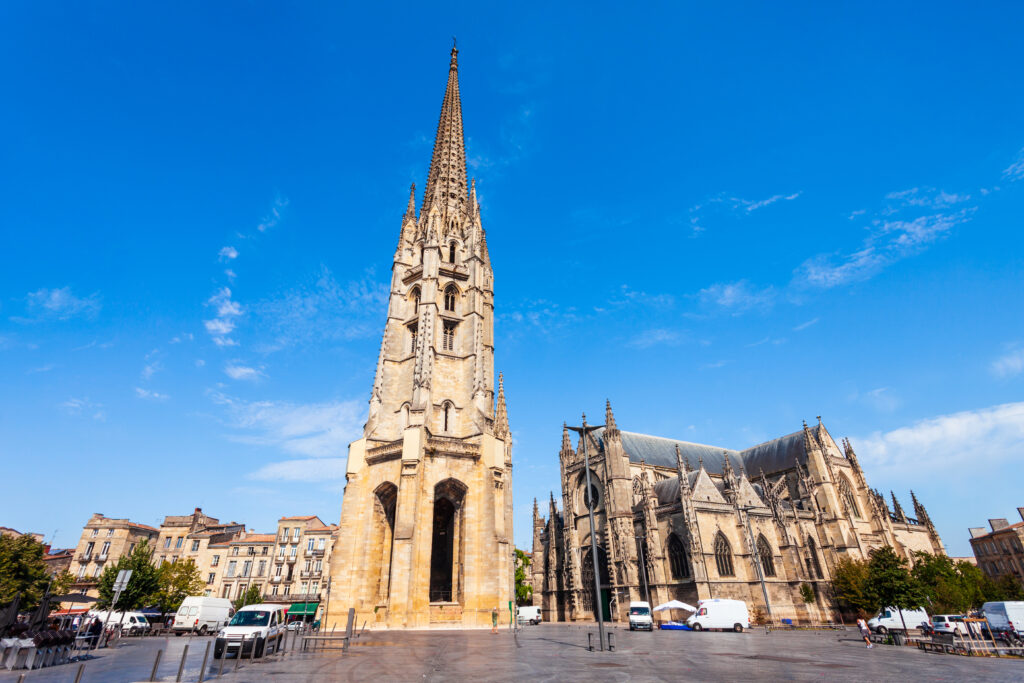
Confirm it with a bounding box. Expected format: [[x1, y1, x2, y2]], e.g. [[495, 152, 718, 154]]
[[232, 584, 263, 611], [0, 534, 52, 612], [514, 549, 533, 606], [832, 556, 873, 618], [865, 547, 927, 630], [990, 573, 1024, 601], [96, 540, 160, 610], [153, 559, 205, 619], [799, 582, 816, 604]]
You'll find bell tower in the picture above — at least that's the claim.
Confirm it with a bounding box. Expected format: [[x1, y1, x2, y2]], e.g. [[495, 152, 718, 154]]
[[326, 45, 514, 629]]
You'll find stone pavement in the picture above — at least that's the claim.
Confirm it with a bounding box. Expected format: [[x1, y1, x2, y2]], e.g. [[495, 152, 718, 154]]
[[2, 625, 1023, 682]]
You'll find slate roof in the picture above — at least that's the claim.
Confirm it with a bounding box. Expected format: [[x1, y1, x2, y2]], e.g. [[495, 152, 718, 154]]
[[595, 427, 811, 477]]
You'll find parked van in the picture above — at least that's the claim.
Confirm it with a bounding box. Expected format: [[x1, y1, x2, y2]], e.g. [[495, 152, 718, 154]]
[[88, 611, 151, 635], [173, 596, 234, 636], [982, 602, 1024, 636], [628, 601, 653, 631], [517, 606, 542, 625], [868, 607, 928, 634], [214, 603, 289, 659], [685, 599, 750, 633]]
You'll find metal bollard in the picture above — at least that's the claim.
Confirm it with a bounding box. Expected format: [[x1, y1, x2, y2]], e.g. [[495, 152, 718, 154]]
[[217, 645, 226, 679], [198, 640, 211, 683], [176, 643, 190, 681], [587, 632, 594, 651], [234, 641, 241, 673], [149, 648, 163, 682], [17, 674, 25, 683], [607, 632, 615, 651], [74, 663, 85, 683]]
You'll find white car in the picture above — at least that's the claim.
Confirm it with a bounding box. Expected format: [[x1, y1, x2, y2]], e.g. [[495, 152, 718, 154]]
[[214, 604, 289, 659], [931, 614, 968, 636]]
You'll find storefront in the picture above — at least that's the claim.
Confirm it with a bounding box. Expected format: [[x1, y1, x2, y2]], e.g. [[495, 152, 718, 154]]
[[287, 601, 320, 624]]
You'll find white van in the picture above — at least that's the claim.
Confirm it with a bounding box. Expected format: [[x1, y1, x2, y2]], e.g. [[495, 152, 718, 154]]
[[686, 599, 750, 632], [88, 611, 151, 635], [517, 606, 542, 625], [214, 603, 289, 659], [868, 607, 928, 634], [982, 601, 1024, 636], [628, 601, 653, 631], [173, 596, 234, 636]]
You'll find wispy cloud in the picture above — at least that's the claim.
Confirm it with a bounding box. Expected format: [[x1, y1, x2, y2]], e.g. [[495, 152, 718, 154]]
[[991, 343, 1024, 378], [249, 458, 348, 482], [135, 387, 169, 401], [218, 246, 238, 261], [21, 287, 101, 321], [627, 328, 685, 349], [794, 209, 975, 289], [698, 280, 775, 314], [60, 397, 105, 421], [224, 363, 264, 381], [793, 317, 819, 331], [204, 287, 243, 347], [854, 402, 1024, 474], [885, 187, 971, 209], [1003, 148, 1024, 181], [257, 197, 288, 233], [688, 191, 801, 236], [27, 363, 55, 374], [209, 390, 364, 460]]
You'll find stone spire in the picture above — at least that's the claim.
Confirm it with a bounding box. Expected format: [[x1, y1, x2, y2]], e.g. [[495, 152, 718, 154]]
[[910, 490, 932, 526], [421, 43, 468, 219], [891, 491, 907, 523], [604, 399, 619, 438], [494, 373, 509, 439], [405, 183, 417, 220]]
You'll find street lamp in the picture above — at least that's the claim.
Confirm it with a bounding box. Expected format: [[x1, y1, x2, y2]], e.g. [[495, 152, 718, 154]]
[[739, 506, 772, 618], [567, 415, 606, 652]]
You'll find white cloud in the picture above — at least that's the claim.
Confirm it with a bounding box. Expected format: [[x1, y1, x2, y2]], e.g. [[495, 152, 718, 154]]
[[135, 387, 169, 401], [219, 246, 239, 261], [991, 344, 1024, 378], [224, 363, 264, 381], [257, 197, 288, 232], [745, 192, 802, 212], [627, 329, 684, 349], [60, 397, 105, 421], [698, 280, 775, 314], [204, 287, 243, 347], [885, 187, 971, 209], [793, 317, 819, 331], [687, 191, 801, 236], [209, 391, 364, 461], [249, 458, 348, 482], [27, 364, 55, 374], [24, 287, 101, 321], [854, 402, 1024, 474], [1003, 149, 1024, 181]]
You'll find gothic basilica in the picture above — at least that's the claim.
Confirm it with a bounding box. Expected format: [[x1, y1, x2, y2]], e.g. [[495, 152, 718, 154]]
[[530, 406, 945, 623]]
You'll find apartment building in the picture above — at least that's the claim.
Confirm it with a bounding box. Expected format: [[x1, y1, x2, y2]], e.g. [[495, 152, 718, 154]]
[[265, 516, 338, 620], [153, 508, 243, 566], [218, 532, 276, 601], [67, 513, 159, 597], [969, 507, 1024, 584]]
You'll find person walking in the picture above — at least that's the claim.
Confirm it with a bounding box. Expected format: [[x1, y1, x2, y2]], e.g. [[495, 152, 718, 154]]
[[491, 607, 498, 634], [857, 618, 873, 648]]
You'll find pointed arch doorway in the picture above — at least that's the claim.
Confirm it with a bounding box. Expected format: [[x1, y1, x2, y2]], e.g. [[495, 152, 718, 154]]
[[429, 478, 467, 603]]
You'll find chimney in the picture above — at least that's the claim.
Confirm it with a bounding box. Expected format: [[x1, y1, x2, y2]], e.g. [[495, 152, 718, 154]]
[[969, 527, 989, 538], [989, 518, 1010, 532], [195, 507, 202, 513]]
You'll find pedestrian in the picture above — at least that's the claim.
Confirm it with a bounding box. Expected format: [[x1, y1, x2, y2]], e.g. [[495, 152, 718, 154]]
[[491, 606, 498, 634], [857, 618, 873, 648]]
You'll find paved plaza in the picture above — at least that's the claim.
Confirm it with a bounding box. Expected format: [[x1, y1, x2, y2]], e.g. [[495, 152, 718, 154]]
[[2, 625, 1023, 682]]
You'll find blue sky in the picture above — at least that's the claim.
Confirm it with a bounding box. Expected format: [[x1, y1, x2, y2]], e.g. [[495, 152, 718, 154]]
[[2, 2, 1022, 557]]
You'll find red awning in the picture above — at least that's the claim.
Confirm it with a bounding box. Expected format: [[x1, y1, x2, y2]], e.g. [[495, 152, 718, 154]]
[[51, 608, 90, 616]]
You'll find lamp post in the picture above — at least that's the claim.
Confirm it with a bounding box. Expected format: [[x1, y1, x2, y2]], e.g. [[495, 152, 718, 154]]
[[568, 415, 606, 652], [739, 507, 772, 617]]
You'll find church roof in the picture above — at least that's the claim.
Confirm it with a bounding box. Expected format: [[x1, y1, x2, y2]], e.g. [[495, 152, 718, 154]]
[[596, 427, 811, 476]]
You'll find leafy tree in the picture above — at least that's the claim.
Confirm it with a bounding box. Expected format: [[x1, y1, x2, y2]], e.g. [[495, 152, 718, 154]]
[[49, 570, 75, 611], [799, 582, 816, 604], [990, 573, 1024, 601], [96, 540, 159, 610], [153, 559, 205, 618], [233, 584, 263, 611], [514, 549, 533, 606], [0, 534, 52, 611], [832, 556, 872, 618], [865, 547, 927, 630]]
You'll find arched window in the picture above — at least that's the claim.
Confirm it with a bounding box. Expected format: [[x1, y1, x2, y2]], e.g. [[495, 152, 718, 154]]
[[444, 286, 457, 312], [667, 534, 690, 579], [714, 533, 734, 577], [580, 546, 610, 619], [838, 475, 860, 519], [581, 481, 601, 511], [806, 536, 823, 579], [448, 242, 457, 263], [632, 477, 645, 506], [442, 402, 452, 432], [442, 321, 456, 351], [408, 323, 418, 354], [410, 286, 421, 311], [756, 534, 776, 577]]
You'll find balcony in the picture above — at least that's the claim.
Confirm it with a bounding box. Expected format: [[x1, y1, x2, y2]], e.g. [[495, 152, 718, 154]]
[[286, 555, 297, 563], [97, 553, 108, 562], [300, 570, 322, 579], [270, 575, 282, 583], [77, 554, 92, 563], [304, 548, 324, 557]]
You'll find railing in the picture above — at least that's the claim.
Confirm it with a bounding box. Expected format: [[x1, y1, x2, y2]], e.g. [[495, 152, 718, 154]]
[[300, 570, 322, 579], [97, 553, 108, 561], [286, 555, 297, 563], [305, 548, 324, 557], [78, 554, 92, 562]]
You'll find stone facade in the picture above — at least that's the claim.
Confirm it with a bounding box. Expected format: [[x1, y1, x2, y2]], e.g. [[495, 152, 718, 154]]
[[325, 46, 514, 630], [969, 508, 1024, 585], [67, 513, 158, 598], [532, 405, 945, 624], [262, 516, 338, 613]]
